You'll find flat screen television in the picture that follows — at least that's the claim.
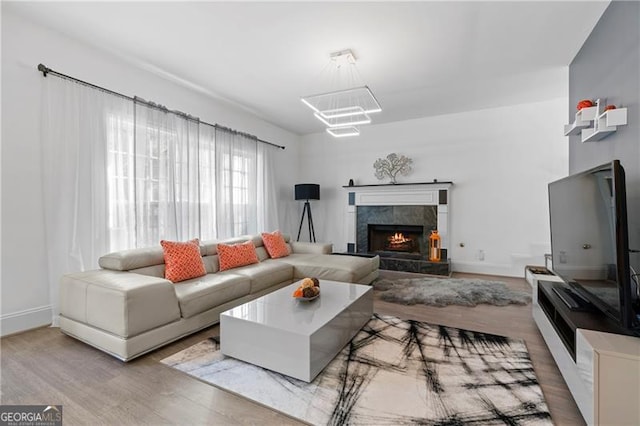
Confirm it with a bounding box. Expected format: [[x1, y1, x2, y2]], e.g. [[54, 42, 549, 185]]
[[548, 160, 639, 334]]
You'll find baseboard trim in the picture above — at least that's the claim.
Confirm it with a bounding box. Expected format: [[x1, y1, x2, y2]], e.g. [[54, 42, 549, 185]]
[[451, 261, 519, 278], [1, 305, 52, 337]]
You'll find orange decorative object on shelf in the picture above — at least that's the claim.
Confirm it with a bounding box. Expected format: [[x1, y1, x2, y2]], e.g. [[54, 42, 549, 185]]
[[605, 105, 617, 111], [577, 99, 593, 110], [428, 230, 442, 262]]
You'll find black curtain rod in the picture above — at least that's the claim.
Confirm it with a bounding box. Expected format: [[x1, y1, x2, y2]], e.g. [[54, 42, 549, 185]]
[[37, 64, 286, 150]]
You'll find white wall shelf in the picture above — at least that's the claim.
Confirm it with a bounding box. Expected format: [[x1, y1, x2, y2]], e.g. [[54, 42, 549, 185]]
[[564, 99, 628, 142], [564, 106, 598, 136]]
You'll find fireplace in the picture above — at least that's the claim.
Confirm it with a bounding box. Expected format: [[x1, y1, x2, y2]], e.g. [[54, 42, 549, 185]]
[[345, 183, 452, 275], [368, 224, 423, 254], [356, 205, 437, 256], [355, 204, 449, 275]]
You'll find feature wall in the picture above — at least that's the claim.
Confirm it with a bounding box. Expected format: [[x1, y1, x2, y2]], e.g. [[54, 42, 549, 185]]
[[568, 1, 640, 267], [299, 98, 569, 277], [1, 11, 301, 336]]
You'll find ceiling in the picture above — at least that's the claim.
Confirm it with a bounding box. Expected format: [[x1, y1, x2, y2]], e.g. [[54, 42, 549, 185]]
[[6, 1, 609, 135]]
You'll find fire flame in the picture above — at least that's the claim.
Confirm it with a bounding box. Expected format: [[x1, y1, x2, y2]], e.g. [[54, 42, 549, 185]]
[[388, 232, 410, 245]]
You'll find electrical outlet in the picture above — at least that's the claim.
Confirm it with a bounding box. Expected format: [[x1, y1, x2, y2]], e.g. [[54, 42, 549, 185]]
[[559, 250, 567, 264], [478, 250, 485, 261]]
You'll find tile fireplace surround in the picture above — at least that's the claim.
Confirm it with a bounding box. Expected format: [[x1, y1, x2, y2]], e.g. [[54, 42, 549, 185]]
[[343, 182, 452, 275]]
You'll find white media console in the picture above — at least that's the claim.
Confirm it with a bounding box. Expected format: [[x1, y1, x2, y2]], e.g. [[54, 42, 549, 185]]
[[527, 269, 640, 425]]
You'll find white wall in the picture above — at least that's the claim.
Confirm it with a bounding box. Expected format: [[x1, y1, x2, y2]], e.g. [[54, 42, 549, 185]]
[[299, 98, 569, 277], [0, 11, 301, 335], [0, 8, 571, 336]]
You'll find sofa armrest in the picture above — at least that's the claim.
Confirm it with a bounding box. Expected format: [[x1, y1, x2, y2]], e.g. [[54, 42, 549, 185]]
[[60, 269, 181, 338], [290, 241, 333, 255]]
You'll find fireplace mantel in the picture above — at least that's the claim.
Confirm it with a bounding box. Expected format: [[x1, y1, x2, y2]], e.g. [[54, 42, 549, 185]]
[[342, 181, 453, 188], [343, 182, 452, 254]]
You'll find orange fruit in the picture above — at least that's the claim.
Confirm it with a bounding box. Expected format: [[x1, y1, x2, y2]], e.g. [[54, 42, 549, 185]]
[[577, 99, 593, 110]]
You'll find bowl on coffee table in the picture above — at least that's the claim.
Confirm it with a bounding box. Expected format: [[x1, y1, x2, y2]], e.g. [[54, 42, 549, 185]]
[[292, 277, 320, 301]]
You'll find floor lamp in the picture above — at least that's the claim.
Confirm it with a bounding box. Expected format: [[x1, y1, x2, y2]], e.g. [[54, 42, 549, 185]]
[[295, 184, 320, 242]]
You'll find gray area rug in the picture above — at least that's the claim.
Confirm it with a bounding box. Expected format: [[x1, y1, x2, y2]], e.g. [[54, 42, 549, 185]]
[[161, 314, 551, 425], [374, 277, 531, 307]]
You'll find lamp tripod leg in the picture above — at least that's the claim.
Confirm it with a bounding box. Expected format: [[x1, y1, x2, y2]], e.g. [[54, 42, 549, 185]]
[[296, 203, 307, 241], [296, 201, 316, 242], [307, 201, 316, 242]]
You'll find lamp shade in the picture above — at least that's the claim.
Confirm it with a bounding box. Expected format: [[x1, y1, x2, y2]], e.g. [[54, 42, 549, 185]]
[[295, 184, 320, 201]]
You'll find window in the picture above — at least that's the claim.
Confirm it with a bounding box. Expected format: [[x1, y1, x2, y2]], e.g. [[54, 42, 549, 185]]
[[220, 153, 251, 235], [105, 111, 267, 250]]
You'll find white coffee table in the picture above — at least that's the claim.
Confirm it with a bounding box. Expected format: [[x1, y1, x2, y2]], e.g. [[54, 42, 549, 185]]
[[220, 279, 373, 382]]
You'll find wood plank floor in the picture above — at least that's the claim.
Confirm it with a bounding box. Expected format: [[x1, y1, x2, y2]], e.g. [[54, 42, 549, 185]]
[[0, 271, 585, 425]]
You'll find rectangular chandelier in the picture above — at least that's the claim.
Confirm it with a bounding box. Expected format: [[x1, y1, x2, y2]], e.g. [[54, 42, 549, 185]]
[[314, 109, 371, 128], [326, 126, 360, 138], [301, 50, 382, 138], [302, 86, 381, 138], [302, 86, 381, 116]]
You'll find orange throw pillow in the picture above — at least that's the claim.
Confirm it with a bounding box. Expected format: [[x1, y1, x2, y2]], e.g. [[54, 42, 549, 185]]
[[261, 230, 290, 259], [218, 241, 260, 271], [160, 239, 206, 283]]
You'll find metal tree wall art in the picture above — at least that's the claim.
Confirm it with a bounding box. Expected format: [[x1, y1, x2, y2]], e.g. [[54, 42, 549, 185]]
[[373, 153, 413, 184]]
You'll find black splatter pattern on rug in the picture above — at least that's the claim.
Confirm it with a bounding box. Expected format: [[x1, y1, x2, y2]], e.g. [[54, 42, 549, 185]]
[[161, 314, 552, 425]]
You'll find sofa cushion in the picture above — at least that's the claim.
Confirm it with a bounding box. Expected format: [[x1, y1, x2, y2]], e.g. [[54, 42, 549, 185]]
[[261, 231, 290, 259], [173, 274, 251, 318], [200, 236, 247, 256], [218, 241, 259, 271], [129, 264, 165, 278], [160, 239, 207, 283], [222, 260, 294, 293], [60, 270, 181, 338], [99, 246, 165, 271], [289, 241, 333, 255], [255, 247, 270, 262], [276, 254, 374, 282], [202, 255, 220, 274]]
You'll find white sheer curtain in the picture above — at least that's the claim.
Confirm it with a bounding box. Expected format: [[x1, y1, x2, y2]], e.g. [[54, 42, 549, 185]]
[[106, 101, 136, 251], [41, 77, 134, 324], [214, 127, 258, 238], [205, 126, 279, 239], [198, 125, 217, 240], [133, 100, 201, 247], [257, 142, 279, 232], [41, 78, 281, 324]]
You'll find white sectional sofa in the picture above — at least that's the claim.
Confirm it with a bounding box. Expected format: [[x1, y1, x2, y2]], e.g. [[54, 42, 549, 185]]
[[59, 234, 379, 361]]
